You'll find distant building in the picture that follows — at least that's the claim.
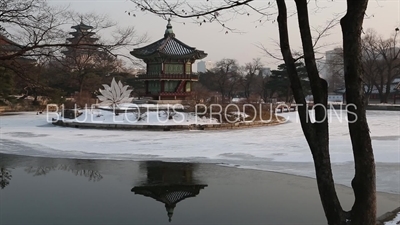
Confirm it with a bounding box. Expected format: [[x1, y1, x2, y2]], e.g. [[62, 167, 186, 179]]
[[325, 48, 344, 91], [197, 60, 214, 72], [0, 34, 35, 64], [258, 67, 271, 77], [376, 47, 400, 61], [396, 79, 400, 91], [325, 48, 342, 62], [305, 94, 343, 104], [334, 77, 400, 103], [62, 22, 99, 59], [0, 34, 22, 57]]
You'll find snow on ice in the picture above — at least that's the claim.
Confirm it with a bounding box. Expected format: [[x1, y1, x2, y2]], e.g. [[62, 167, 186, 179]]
[[0, 109, 399, 194]]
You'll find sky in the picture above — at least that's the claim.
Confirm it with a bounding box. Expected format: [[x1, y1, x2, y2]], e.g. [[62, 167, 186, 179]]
[[48, 0, 400, 71]]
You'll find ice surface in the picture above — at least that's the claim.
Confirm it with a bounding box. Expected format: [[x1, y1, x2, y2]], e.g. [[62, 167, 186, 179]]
[[0, 109, 399, 194]]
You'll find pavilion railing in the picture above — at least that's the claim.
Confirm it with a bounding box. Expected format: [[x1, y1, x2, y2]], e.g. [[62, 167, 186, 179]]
[[138, 74, 199, 80], [144, 92, 192, 96]]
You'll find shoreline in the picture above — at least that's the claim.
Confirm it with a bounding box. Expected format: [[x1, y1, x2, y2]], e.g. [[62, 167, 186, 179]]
[[220, 163, 400, 223], [51, 119, 285, 131]]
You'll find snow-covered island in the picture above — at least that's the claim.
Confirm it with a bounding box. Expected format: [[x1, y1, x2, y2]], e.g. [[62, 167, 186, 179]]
[[51, 103, 285, 131], [50, 78, 284, 130]]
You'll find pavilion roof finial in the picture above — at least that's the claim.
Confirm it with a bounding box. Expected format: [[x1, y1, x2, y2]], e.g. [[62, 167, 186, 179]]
[[79, 16, 84, 25], [164, 18, 175, 38], [166, 204, 175, 222]]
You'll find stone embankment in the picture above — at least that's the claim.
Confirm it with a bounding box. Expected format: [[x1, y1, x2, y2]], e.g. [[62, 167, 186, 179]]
[[0, 106, 9, 114], [366, 105, 400, 111], [52, 120, 284, 131], [376, 207, 400, 225]]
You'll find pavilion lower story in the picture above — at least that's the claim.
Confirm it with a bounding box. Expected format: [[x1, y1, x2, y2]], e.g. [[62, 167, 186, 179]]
[[142, 79, 194, 100]]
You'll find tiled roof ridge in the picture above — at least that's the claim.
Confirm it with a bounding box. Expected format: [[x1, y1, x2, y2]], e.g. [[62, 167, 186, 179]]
[[158, 36, 172, 52], [169, 37, 196, 51], [133, 37, 165, 51], [0, 34, 21, 47]]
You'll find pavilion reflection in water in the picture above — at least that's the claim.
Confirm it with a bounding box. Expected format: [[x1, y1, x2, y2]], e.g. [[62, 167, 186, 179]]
[[131, 161, 207, 222]]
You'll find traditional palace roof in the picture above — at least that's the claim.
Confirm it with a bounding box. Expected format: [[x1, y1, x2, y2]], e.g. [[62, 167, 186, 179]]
[[131, 162, 207, 222], [63, 21, 99, 57], [0, 34, 22, 53], [130, 19, 207, 60], [132, 184, 207, 222], [71, 22, 94, 31], [0, 34, 36, 62], [395, 81, 400, 91], [66, 22, 98, 44]]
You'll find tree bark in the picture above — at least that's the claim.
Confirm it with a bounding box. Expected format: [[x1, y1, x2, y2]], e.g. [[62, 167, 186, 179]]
[[275, 0, 376, 223], [340, 0, 376, 224], [292, 0, 347, 224]]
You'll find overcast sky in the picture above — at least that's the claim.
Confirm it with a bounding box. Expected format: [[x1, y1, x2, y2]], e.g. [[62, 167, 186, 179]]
[[48, 0, 399, 71]]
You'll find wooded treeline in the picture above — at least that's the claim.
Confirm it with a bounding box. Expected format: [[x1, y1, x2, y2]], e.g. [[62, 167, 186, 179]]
[[195, 58, 310, 103], [0, 0, 146, 108], [325, 28, 400, 103]]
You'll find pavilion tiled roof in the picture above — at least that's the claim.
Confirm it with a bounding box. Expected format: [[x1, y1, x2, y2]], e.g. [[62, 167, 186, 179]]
[[130, 19, 207, 60], [133, 37, 197, 56], [71, 22, 94, 31], [0, 34, 22, 52]]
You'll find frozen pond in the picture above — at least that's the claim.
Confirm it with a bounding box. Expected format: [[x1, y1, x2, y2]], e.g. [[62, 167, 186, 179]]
[[1, 154, 397, 224], [0, 110, 399, 194]]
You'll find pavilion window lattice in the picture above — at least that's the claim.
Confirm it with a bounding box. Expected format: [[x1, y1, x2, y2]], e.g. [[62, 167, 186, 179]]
[[148, 64, 162, 76], [165, 64, 183, 74], [148, 81, 160, 94], [164, 81, 179, 92]]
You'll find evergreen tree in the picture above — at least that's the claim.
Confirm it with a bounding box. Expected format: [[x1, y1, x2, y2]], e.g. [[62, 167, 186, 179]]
[[267, 62, 310, 102]]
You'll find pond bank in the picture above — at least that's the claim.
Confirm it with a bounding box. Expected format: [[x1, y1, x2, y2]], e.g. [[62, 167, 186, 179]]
[[52, 119, 285, 131]]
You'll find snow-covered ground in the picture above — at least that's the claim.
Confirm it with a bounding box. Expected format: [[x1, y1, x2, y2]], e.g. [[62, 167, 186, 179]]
[[385, 212, 400, 225], [0, 110, 399, 194]]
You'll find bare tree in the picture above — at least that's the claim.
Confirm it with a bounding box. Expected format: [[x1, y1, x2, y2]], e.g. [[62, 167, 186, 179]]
[[192, 82, 213, 103], [25, 165, 103, 182], [262, 17, 340, 63], [240, 58, 263, 99], [0, 167, 12, 189], [1, 1, 146, 104], [197, 59, 240, 102], [362, 28, 400, 103], [130, 0, 376, 224], [324, 47, 345, 92], [0, 0, 146, 61], [253, 68, 271, 103], [0, 0, 69, 60]]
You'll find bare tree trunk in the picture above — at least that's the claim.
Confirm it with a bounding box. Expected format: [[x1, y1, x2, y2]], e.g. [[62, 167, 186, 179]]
[[292, 0, 346, 223], [286, 84, 291, 102], [382, 92, 389, 103], [340, 0, 376, 224], [378, 75, 386, 103], [277, 0, 376, 223], [383, 76, 392, 103]]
